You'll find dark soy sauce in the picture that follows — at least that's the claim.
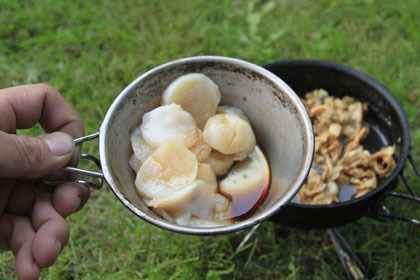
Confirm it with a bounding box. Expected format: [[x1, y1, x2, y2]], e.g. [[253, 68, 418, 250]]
[[224, 177, 270, 221]]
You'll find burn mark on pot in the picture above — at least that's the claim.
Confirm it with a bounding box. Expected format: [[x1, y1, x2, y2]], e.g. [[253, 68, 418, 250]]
[[131, 97, 137, 106], [140, 60, 301, 119], [170, 61, 265, 85], [271, 90, 300, 123]]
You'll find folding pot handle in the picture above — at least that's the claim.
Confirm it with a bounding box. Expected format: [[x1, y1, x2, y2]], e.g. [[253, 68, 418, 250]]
[[40, 132, 104, 190]]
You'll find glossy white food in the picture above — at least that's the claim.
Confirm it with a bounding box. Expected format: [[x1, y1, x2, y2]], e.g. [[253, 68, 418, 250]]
[[162, 73, 221, 129], [135, 141, 198, 199], [219, 146, 270, 217], [140, 104, 199, 149], [130, 73, 270, 227], [203, 113, 256, 160]]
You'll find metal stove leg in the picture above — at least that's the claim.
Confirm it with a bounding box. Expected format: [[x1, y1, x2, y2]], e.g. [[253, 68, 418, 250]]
[[402, 152, 420, 198], [408, 153, 420, 177], [376, 192, 420, 226], [327, 228, 367, 280], [400, 172, 418, 198], [235, 223, 262, 253]]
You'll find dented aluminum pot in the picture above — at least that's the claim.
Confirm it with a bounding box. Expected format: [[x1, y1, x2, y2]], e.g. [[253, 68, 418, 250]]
[[65, 56, 314, 235]]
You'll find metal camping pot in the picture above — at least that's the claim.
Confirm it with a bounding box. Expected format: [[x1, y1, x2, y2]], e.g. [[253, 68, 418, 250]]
[[50, 56, 314, 235], [263, 59, 420, 229]]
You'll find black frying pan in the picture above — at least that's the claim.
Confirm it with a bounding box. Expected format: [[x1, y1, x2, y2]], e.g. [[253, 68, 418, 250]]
[[263, 59, 419, 228]]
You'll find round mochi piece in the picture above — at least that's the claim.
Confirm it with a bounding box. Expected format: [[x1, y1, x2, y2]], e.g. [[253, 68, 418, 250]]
[[204, 150, 235, 176], [129, 154, 142, 173], [150, 163, 218, 220], [131, 127, 154, 165], [216, 105, 250, 124], [203, 113, 256, 158], [135, 141, 198, 200], [219, 146, 269, 198], [196, 163, 217, 193], [153, 179, 216, 219], [161, 73, 221, 129], [189, 130, 212, 162], [140, 104, 199, 149], [219, 146, 270, 218]]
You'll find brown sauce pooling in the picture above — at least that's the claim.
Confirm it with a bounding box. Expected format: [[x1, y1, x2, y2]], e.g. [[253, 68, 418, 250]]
[[220, 175, 270, 220], [218, 146, 270, 221]]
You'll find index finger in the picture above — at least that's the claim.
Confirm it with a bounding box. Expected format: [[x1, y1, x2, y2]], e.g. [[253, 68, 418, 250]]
[[0, 83, 84, 138]]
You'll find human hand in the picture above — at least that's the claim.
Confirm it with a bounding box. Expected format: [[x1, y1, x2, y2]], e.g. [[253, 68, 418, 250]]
[[0, 84, 89, 280]]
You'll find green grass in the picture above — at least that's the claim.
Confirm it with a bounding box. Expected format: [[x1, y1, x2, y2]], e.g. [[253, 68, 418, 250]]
[[1, 0, 420, 279]]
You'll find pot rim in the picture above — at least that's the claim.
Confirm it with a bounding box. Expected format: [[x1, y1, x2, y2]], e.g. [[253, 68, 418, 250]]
[[263, 59, 410, 209], [98, 56, 314, 235]]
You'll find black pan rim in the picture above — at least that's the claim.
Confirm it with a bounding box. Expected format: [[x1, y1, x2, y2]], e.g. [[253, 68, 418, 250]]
[[263, 59, 411, 209]]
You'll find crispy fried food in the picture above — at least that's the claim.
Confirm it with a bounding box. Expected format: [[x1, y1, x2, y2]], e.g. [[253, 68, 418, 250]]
[[372, 145, 396, 177], [298, 89, 396, 205]]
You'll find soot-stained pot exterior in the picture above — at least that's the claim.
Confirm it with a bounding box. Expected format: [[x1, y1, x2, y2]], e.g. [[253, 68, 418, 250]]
[[264, 59, 410, 229]]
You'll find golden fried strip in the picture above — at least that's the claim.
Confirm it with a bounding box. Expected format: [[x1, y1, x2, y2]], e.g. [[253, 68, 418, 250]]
[[298, 89, 396, 205]]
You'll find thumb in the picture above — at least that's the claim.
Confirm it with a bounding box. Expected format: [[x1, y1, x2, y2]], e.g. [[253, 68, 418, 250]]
[[0, 131, 75, 179]]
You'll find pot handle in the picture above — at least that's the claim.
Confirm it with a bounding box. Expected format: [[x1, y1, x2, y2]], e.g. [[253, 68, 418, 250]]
[[40, 132, 104, 190], [373, 152, 420, 226]]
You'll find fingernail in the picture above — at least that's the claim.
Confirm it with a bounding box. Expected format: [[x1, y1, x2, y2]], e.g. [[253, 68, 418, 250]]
[[72, 196, 81, 213], [44, 132, 74, 157]]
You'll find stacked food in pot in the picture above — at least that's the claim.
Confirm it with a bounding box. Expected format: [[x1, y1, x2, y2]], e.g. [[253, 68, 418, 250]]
[[298, 89, 396, 205], [129, 74, 270, 226]]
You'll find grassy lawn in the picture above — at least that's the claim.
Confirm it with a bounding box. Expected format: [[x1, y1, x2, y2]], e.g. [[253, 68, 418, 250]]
[[1, 0, 420, 279]]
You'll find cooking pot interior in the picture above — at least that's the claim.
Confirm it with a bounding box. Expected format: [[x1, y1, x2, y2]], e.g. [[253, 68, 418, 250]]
[[98, 57, 313, 234]]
